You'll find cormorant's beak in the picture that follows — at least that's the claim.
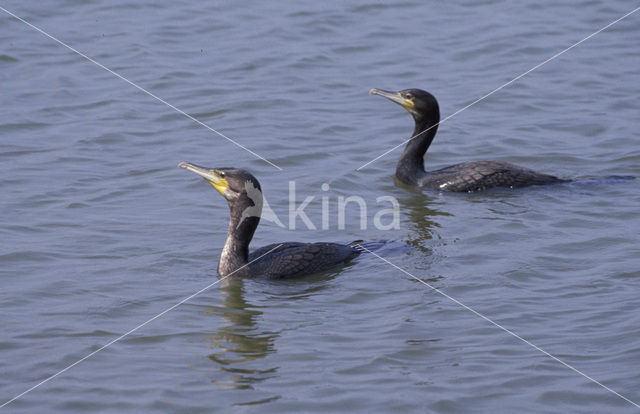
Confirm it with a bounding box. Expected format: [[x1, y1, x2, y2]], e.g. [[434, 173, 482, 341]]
[[369, 88, 415, 112], [179, 161, 228, 195]]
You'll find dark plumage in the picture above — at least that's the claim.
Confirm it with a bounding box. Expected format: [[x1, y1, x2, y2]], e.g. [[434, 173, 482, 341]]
[[179, 163, 359, 279], [370, 88, 565, 192]]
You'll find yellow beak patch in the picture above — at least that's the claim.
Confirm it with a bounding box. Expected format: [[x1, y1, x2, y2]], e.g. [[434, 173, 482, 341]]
[[400, 98, 415, 111], [208, 176, 229, 195]]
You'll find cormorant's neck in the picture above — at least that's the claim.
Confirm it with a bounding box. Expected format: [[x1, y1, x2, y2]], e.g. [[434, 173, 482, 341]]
[[218, 197, 260, 277], [396, 114, 439, 184]]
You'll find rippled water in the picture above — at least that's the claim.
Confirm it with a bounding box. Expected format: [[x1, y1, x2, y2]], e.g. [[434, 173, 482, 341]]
[[2, 1, 640, 412]]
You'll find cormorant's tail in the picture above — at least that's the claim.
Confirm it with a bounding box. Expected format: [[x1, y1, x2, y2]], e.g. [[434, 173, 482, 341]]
[[565, 176, 635, 186], [349, 240, 388, 253]]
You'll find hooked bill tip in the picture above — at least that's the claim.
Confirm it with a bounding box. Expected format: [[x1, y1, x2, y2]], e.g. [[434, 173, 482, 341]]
[[178, 161, 189, 169]]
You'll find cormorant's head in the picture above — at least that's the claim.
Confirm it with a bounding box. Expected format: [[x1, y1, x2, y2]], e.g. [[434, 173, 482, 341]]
[[178, 162, 262, 204], [369, 88, 439, 123]]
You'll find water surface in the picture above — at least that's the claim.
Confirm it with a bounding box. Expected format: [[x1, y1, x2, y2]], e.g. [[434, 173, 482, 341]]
[[1, 1, 640, 412]]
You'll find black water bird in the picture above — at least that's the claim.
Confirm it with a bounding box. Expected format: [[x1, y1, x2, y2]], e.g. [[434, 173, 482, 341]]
[[370, 88, 565, 192], [179, 162, 360, 279]]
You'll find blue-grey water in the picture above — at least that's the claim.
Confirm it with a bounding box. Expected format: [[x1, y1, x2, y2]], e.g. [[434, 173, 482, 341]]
[[2, 1, 640, 412]]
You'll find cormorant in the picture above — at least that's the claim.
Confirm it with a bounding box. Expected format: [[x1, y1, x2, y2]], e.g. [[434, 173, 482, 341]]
[[179, 162, 360, 279], [370, 88, 565, 191]]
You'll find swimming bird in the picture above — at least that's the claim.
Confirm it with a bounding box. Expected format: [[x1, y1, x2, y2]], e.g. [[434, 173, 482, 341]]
[[179, 162, 360, 279], [370, 88, 565, 191]]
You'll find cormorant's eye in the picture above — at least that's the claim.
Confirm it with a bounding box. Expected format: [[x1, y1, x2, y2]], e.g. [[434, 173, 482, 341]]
[[405, 93, 413, 99], [219, 171, 226, 178]]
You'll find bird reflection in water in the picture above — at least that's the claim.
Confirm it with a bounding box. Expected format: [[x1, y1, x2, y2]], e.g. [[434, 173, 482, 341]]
[[395, 185, 450, 257], [204, 277, 279, 400], [202, 270, 339, 407]]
